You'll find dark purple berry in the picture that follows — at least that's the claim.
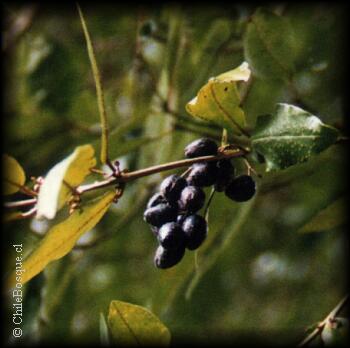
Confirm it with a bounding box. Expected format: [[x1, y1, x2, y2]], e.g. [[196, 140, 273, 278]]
[[143, 203, 177, 227], [184, 138, 218, 158], [147, 192, 166, 209], [157, 222, 186, 249], [214, 159, 235, 192], [154, 245, 186, 269], [176, 213, 187, 226], [225, 175, 256, 202], [160, 174, 187, 202], [178, 186, 206, 213], [186, 162, 218, 187], [182, 215, 207, 250]]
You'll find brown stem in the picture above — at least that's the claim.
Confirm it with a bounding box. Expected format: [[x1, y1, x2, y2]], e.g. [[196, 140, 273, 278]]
[[4, 198, 37, 209], [77, 149, 247, 195]]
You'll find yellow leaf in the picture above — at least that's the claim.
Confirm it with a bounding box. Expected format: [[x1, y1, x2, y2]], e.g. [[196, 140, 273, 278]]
[[7, 191, 115, 288], [215, 61, 251, 82], [36, 144, 96, 220], [108, 300, 171, 346], [186, 62, 251, 135], [3, 154, 26, 195]]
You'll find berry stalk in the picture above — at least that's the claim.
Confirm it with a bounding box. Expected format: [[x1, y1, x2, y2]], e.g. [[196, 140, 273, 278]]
[[77, 148, 247, 195]]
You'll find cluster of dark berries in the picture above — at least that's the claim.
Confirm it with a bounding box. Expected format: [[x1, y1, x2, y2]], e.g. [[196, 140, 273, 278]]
[[144, 138, 256, 269]]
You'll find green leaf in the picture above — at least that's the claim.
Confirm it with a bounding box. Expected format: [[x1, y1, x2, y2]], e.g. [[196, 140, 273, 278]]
[[2, 211, 24, 222], [28, 39, 80, 114], [77, 5, 109, 164], [185, 62, 250, 136], [244, 8, 296, 80], [299, 197, 346, 233], [7, 191, 115, 288], [107, 300, 171, 346], [100, 312, 110, 346], [36, 144, 96, 220], [251, 103, 339, 171], [3, 154, 26, 195]]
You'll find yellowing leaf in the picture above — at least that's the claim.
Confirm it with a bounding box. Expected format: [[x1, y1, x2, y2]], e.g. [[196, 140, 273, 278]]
[[108, 300, 171, 346], [186, 62, 250, 135], [3, 154, 26, 195], [215, 61, 251, 82], [36, 144, 96, 220], [7, 191, 115, 288]]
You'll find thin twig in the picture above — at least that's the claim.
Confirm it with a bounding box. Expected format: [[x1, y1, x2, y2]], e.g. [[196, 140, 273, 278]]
[[298, 294, 349, 347], [204, 188, 216, 220], [4, 198, 37, 209], [77, 3, 110, 165], [77, 148, 247, 194]]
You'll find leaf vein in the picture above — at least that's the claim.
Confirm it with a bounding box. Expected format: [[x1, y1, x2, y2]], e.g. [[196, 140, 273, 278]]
[[209, 84, 246, 136], [113, 304, 142, 346], [252, 15, 291, 77]]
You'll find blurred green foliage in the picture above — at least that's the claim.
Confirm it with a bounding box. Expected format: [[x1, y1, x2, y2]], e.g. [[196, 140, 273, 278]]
[[3, 3, 347, 345]]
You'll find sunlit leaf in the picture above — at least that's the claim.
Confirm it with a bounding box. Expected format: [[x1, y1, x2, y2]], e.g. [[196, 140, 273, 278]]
[[3, 154, 26, 195], [251, 103, 339, 171], [244, 8, 296, 80], [299, 197, 347, 233], [7, 191, 115, 288], [186, 62, 250, 136], [108, 300, 171, 346], [100, 312, 110, 346], [36, 144, 96, 220]]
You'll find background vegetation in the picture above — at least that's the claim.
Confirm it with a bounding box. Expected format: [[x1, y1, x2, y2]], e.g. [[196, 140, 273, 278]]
[[3, 2, 348, 345]]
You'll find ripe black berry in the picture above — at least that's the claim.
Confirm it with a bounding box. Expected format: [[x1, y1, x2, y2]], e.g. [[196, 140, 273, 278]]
[[184, 138, 218, 158], [214, 159, 235, 192], [154, 245, 186, 269], [176, 213, 187, 225], [186, 162, 218, 187], [157, 222, 186, 249], [178, 186, 206, 213], [160, 174, 187, 202], [143, 203, 178, 227], [225, 175, 256, 202], [147, 192, 166, 209], [182, 215, 207, 250]]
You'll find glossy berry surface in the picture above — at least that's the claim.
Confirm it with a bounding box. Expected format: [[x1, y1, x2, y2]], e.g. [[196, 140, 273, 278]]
[[182, 214, 207, 250], [214, 159, 235, 192], [178, 185, 206, 213], [184, 138, 218, 158], [146, 192, 166, 209], [157, 222, 186, 249], [176, 213, 187, 225], [160, 174, 187, 202], [154, 245, 186, 269], [143, 203, 177, 227], [225, 175, 256, 202], [186, 162, 218, 187]]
